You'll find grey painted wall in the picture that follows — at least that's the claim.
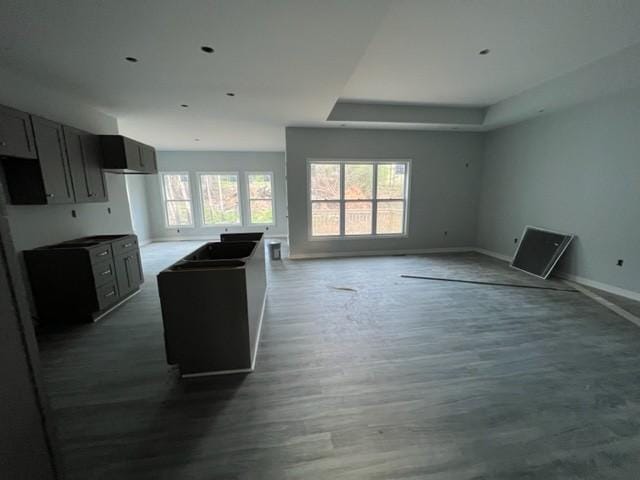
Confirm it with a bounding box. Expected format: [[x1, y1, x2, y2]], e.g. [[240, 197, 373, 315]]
[[478, 86, 640, 294], [0, 66, 133, 253], [285, 127, 484, 257], [146, 151, 288, 240], [126, 175, 152, 244]]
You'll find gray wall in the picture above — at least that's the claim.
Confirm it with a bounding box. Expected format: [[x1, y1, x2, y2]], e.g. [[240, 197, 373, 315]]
[[0, 66, 133, 253], [146, 151, 288, 240], [285, 127, 484, 257], [477, 86, 640, 294], [126, 175, 152, 245]]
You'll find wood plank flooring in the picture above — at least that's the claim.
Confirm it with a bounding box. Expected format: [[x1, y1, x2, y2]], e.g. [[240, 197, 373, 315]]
[[37, 242, 640, 479]]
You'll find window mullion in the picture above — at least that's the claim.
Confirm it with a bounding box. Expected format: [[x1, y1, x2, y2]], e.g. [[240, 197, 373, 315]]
[[339, 163, 345, 237], [372, 163, 378, 235]]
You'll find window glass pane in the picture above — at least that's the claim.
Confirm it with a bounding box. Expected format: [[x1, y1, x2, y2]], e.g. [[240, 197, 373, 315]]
[[166, 201, 193, 226], [200, 174, 241, 225], [345, 201, 372, 235], [376, 201, 404, 234], [311, 202, 340, 236], [248, 174, 272, 199], [163, 174, 191, 200], [377, 164, 406, 199], [250, 199, 273, 224], [345, 164, 373, 200], [311, 163, 340, 200]]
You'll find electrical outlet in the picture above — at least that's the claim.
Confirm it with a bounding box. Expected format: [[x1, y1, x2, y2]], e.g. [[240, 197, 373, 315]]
[[107, 207, 112, 214], [514, 238, 518, 243], [617, 259, 624, 267], [71, 209, 77, 218]]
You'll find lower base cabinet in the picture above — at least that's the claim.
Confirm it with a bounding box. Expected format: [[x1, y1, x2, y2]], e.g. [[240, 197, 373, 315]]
[[24, 234, 143, 323], [114, 250, 143, 298]]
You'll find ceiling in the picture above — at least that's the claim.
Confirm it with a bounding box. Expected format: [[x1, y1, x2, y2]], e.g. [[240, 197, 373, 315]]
[[1, 0, 640, 150], [341, 0, 640, 106]]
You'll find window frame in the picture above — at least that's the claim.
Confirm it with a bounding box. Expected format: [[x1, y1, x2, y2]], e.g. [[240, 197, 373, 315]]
[[245, 171, 276, 226], [307, 159, 411, 240], [197, 171, 243, 227], [160, 171, 195, 228]]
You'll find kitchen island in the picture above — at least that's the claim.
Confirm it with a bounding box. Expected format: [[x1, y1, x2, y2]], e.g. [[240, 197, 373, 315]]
[[157, 233, 267, 377]]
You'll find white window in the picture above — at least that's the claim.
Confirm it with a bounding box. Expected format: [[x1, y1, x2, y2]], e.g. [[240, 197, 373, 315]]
[[247, 172, 275, 225], [161, 172, 193, 227], [199, 173, 242, 225], [309, 160, 409, 238]]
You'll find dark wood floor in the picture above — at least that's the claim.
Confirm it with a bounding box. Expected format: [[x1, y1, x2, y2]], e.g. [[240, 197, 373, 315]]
[[38, 243, 640, 479]]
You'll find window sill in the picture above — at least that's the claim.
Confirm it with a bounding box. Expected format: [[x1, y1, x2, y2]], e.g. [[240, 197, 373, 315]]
[[308, 233, 408, 241]]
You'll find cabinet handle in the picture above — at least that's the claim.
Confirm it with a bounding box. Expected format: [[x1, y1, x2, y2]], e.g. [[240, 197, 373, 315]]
[[105, 290, 116, 297], [97, 250, 109, 256], [88, 193, 95, 197], [124, 242, 133, 248], [100, 269, 111, 276], [46, 193, 55, 198]]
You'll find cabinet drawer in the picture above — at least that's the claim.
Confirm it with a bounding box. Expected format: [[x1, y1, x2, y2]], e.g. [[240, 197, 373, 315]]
[[112, 236, 138, 255], [92, 259, 116, 287], [96, 282, 118, 310], [89, 244, 113, 263]]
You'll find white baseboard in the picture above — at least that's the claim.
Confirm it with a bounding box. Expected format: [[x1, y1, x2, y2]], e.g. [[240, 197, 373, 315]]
[[288, 246, 475, 260], [474, 247, 512, 262], [556, 272, 640, 303], [473, 247, 640, 302], [137, 239, 153, 247]]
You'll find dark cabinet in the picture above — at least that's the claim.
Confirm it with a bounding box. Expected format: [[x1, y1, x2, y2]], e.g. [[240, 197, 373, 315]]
[[0, 105, 36, 159], [2, 116, 74, 204], [101, 135, 158, 174], [24, 234, 143, 323], [31, 117, 74, 204], [139, 144, 157, 173], [63, 126, 108, 203], [114, 249, 143, 297]]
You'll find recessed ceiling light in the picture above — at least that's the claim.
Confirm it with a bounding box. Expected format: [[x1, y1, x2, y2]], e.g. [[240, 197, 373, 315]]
[[125, 56, 139, 63], [478, 49, 490, 55], [180, 104, 189, 108], [226, 92, 236, 97], [201, 46, 214, 53]]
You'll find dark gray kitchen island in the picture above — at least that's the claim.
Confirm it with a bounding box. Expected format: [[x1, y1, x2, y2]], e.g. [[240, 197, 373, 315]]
[[157, 233, 267, 377]]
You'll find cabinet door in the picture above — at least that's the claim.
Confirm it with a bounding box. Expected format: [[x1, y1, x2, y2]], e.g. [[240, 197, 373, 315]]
[[0, 105, 36, 159], [63, 126, 90, 202], [31, 117, 74, 204], [80, 133, 107, 202], [64, 127, 107, 203], [123, 138, 143, 171], [139, 144, 157, 173], [129, 250, 144, 286], [114, 250, 143, 297]]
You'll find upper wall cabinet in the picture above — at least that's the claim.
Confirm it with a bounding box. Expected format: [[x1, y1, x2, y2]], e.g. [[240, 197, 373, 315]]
[[0, 105, 37, 160], [101, 135, 157, 174], [63, 126, 108, 203], [3, 116, 75, 204]]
